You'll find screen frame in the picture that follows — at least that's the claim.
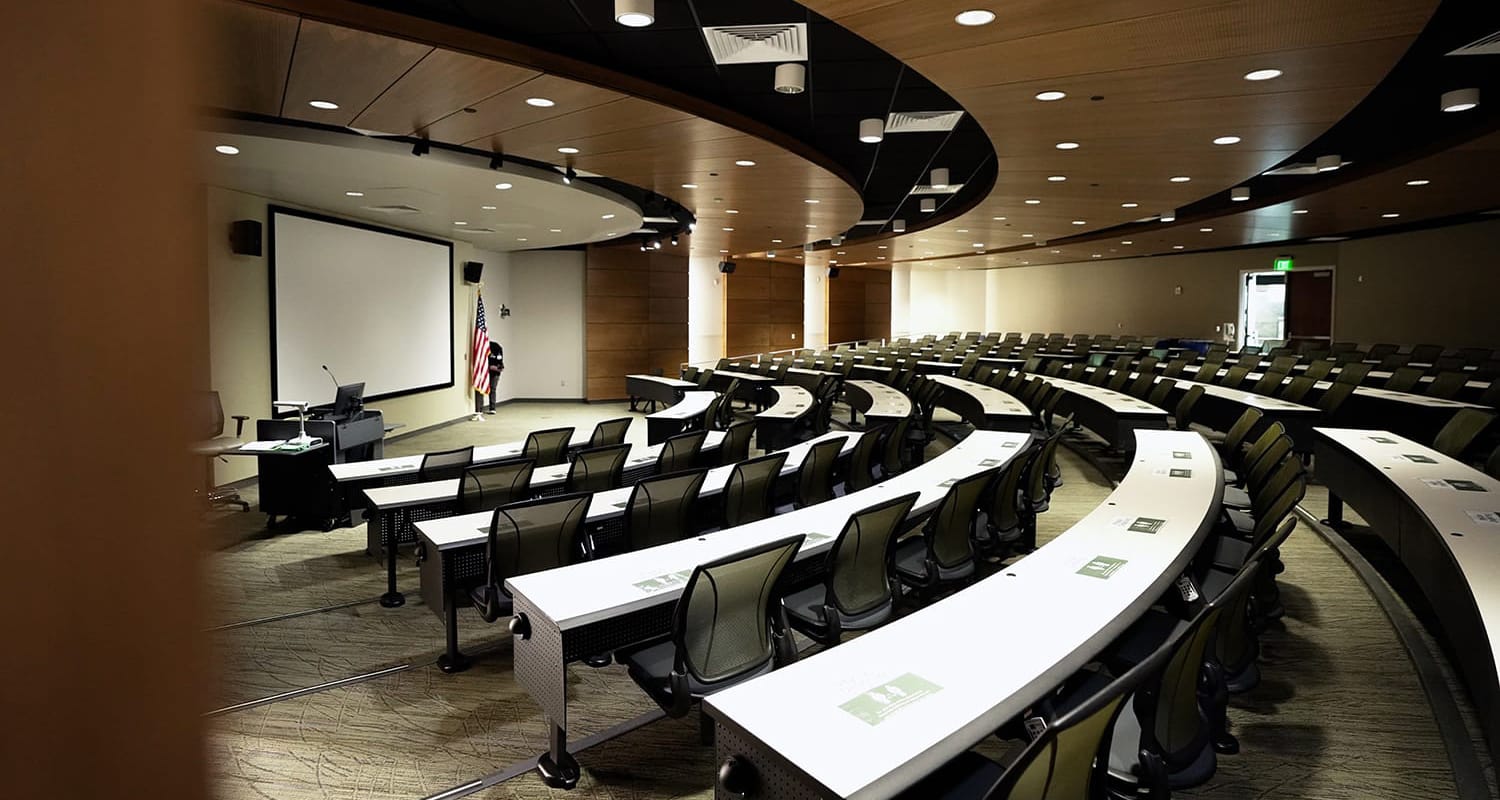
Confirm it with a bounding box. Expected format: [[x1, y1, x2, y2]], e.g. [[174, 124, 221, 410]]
[[267, 204, 456, 410]]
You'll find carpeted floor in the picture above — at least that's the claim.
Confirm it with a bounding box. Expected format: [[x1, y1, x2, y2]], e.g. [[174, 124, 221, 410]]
[[204, 403, 1479, 799]]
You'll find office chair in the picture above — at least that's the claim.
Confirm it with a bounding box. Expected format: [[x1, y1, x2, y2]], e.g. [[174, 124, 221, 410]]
[[701, 394, 725, 434], [587, 417, 632, 448], [457, 459, 535, 515], [1147, 378, 1174, 409], [879, 416, 915, 478], [468, 492, 592, 623], [1195, 358, 1225, 382], [681, 366, 700, 383], [1409, 343, 1444, 363], [1367, 342, 1399, 361], [974, 444, 1036, 557], [617, 534, 803, 740], [794, 436, 845, 509], [1432, 408, 1497, 460], [1064, 361, 1090, 381], [893, 466, 998, 596], [1161, 357, 1190, 378], [419, 446, 474, 483], [718, 420, 755, 466], [1317, 380, 1357, 422], [1249, 370, 1287, 396], [1301, 359, 1334, 381], [564, 443, 630, 494], [695, 368, 714, 388], [1426, 371, 1469, 400], [845, 426, 884, 493], [524, 427, 575, 467], [722, 452, 788, 528], [1217, 365, 1251, 389], [1334, 361, 1371, 385], [1279, 375, 1316, 404], [192, 390, 250, 511], [784, 492, 919, 647], [657, 429, 707, 474], [1126, 371, 1157, 400], [1486, 444, 1500, 480], [1384, 366, 1425, 393], [1105, 366, 1131, 393], [1222, 430, 1292, 510], [1482, 381, 1500, 408], [1459, 347, 1493, 367], [1173, 384, 1205, 431], [603, 467, 708, 555]]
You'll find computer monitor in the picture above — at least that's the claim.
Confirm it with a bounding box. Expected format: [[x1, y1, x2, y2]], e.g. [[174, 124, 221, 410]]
[[1087, 353, 1107, 367], [332, 382, 364, 419]]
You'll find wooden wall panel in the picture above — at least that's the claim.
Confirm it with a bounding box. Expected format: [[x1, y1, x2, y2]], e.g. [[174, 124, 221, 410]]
[[725, 259, 803, 357], [585, 245, 688, 400], [827, 267, 891, 344]]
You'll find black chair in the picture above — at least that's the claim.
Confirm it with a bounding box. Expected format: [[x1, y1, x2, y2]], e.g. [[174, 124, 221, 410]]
[[192, 390, 251, 511], [657, 429, 707, 474], [718, 419, 755, 466], [974, 444, 1036, 557], [722, 452, 788, 528], [524, 427, 575, 467], [618, 535, 803, 736], [1161, 357, 1190, 378], [1217, 365, 1251, 389], [1426, 371, 1469, 400], [1249, 370, 1287, 396], [1302, 359, 1334, 381], [587, 417, 632, 447], [1409, 343, 1444, 363], [564, 443, 630, 494], [1486, 445, 1500, 479], [1432, 408, 1496, 460], [701, 394, 726, 433], [419, 446, 474, 482], [608, 467, 709, 555], [1367, 342, 1399, 361], [457, 459, 535, 514], [1317, 380, 1357, 421], [784, 493, 920, 646], [1279, 375, 1316, 404], [880, 416, 915, 478], [894, 467, 998, 595], [794, 436, 846, 509], [468, 492, 593, 623], [1173, 384, 1205, 431], [1384, 366, 1425, 393], [845, 426, 884, 493], [1334, 362, 1371, 385]]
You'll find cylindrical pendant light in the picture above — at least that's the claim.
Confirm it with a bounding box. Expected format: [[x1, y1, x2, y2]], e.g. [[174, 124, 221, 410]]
[[930, 168, 950, 189], [1160, 209, 1176, 223], [920, 198, 936, 213], [1231, 186, 1250, 201], [892, 219, 906, 233], [766, 250, 777, 258], [1441, 88, 1479, 113], [1315, 154, 1341, 172], [831, 234, 843, 246], [803, 243, 815, 253], [858, 118, 884, 143], [615, 0, 654, 27], [774, 63, 806, 94]]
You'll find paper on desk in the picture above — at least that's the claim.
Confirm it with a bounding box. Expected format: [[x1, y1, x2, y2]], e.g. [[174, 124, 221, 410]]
[[238, 440, 286, 452]]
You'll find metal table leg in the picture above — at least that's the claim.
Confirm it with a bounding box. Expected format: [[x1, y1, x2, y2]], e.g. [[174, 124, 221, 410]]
[[1323, 492, 1346, 528], [437, 579, 470, 673], [379, 509, 405, 608]]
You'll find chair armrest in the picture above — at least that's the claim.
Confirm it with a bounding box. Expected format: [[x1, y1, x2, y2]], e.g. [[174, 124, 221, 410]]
[[230, 414, 249, 437]]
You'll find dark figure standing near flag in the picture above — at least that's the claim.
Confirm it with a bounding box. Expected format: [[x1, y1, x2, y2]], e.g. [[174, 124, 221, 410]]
[[481, 342, 504, 414], [471, 293, 503, 419]]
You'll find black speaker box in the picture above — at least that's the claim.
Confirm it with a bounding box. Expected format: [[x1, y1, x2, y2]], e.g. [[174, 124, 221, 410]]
[[229, 220, 262, 256], [463, 261, 484, 284], [718, 260, 737, 274]]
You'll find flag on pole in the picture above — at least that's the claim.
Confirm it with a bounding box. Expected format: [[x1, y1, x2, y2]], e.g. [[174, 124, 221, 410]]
[[471, 293, 491, 395]]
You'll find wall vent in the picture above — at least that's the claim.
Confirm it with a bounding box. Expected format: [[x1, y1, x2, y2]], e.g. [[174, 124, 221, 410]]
[[361, 203, 421, 215], [1448, 29, 1500, 56], [703, 23, 808, 65], [885, 110, 965, 133]]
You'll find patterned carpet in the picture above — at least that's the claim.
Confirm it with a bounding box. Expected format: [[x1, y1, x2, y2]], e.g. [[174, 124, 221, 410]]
[[204, 403, 1479, 799]]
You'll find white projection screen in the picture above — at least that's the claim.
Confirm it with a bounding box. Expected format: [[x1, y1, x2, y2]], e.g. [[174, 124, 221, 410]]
[[269, 208, 454, 406]]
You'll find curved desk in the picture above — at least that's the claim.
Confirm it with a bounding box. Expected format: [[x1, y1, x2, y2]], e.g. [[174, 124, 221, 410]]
[[1314, 427, 1500, 771], [705, 430, 1222, 799], [1162, 376, 1320, 451], [1039, 376, 1169, 450], [927, 374, 1031, 432], [844, 379, 913, 425], [503, 430, 1033, 788], [785, 367, 842, 393], [626, 374, 697, 412], [756, 385, 816, 450], [647, 390, 718, 444], [709, 369, 779, 408]]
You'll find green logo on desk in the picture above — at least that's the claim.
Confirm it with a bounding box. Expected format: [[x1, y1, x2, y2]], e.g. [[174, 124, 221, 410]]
[[839, 673, 943, 726], [1169, 468, 1192, 478], [1171, 451, 1192, 460], [1403, 454, 1437, 464], [634, 569, 692, 594], [1078, 556, 1128, 580], [1128, 517, 1166, 534], [1368, 436, 1398, 444]]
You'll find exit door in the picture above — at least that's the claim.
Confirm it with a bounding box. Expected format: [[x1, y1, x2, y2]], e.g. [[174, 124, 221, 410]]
[[1285, 268, 1334, 342], [1239, 267, 1334, 349]]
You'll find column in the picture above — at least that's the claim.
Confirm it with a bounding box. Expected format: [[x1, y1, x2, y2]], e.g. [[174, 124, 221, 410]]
[[688, 255, 725, 365], [890, 262, 912, 339]]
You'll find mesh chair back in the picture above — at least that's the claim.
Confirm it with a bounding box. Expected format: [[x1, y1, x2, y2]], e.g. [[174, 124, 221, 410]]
[[1378, 353, 1409, 370], [1334, 362, 1370, 385], [1432, 409, 1497, 460], [1317, 381, 1356, 416], [1280, 375, 1316, 403], [882, 416, 913, 476], [524, 427, 575, 467], [724, 452, 789, 527], [1243, 434, 1294, 493], [719, 420, 755, 466], [1106, 367, 1131, 392], [1367, 343, 1399, 360], [1064, 362, 1090, 381], [200, 390, 227, 439], [847, 428, 882, 492], [722, 378, 743, 412], [1460, 347, 1493, 366], [1426, 371, 1468, 400], [1237, 353, 1263, 372], [984, 444, 1035, 538], [483, 492, 592, 601], [419, 446, 474, 482], [925, 467, 999, 569], [827, 493, 918, 617], [1087, 364, 1112, 386], [458, 459, 535, 514], [624, 468, 709, 551], [797, 437, 845, 508], [1250, 370, 1287, 396], [1147, 379, 1174, 408], [1126, 371, 1157, 400], [681, 366, 700, 383], [1269, 355, 1299, 373], [588, 417, 632, 447], [676, 535, 803, 684], [1302, 360, 1334, 381], [1385, 366, 1424, 393], [695, 368, 714, 388], [1173, 384, 1205, 430], [1219, 365, 1251, 388], [1410, 343, 1444, 363], [1221, 408, 1266, 459], [702, 394, 725, 433], [565, 443, 630, 494], [1161, 358, 1189, 378], [658, 430, 707, 473], [1025, 431, 1064, 508]]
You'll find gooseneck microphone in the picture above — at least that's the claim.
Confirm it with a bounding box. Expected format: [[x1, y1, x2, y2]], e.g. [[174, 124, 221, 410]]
[[322, 364, 340, 387]]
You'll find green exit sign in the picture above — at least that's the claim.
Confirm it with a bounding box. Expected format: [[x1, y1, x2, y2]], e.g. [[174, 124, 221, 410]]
[[1273, 256, 1294, 271]]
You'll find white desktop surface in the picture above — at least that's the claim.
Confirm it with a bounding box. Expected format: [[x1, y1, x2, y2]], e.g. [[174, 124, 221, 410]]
[[845, 380, 912, 418], [328, 429, 594, 482], [648, 390, 719, 420], [758, 385, 814, 419], [1039, 376, 1168, 416], [626, 374, 697, 389], [1164, 377, 1318, 413], [928, 375, 1030, 417]]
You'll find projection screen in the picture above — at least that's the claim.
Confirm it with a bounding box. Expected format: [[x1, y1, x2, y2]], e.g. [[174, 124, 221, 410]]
[[269, 207, 453, 407]]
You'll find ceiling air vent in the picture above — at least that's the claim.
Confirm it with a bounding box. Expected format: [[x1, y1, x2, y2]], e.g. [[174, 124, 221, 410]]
[[1262, 158, 1351, 176], [1448, 29, 1500, 56], [911, 183, 964, 195], [703, 23, 808, 65], [361, 204, 421, 215], [885, 110, 965, 133]]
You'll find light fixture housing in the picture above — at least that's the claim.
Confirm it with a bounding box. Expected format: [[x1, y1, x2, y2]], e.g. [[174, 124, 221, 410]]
[[1441, 88, 1479, 113], [1035, 90, 1066, 101], [954, 9, 996, 26], [1055, 141, 1080, 150], [858, 118, 884, 143], [930, 168, 950, 189], [1244, 68, 1283, 81], [1213, 135, 1241, 145], [214, 144, 239, 155], [1160, 210, 1177, 223], [1231, 186, 1250, 201], [774, 63, 806, 94], [1315, 154, 1341, 172], [308, 100, 339, 110], [831, 234, 843, 246], [892, 219, 906, 233], [920, 198, 936, 213], [526, 97, 555, 108], [494, 182, 512, 190], [1406, 179, 1430, 186], [615, 0, 654, 27], [735, 160, 756, 167]]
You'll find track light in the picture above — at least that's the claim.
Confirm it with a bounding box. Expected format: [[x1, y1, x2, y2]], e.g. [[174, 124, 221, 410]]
[[920, 198, 936, 213], [1441, 88, 1479, 113], [859, 118, 884, 143], [1315, 155, 1341, 173], [411, 139, 430, 157], [892, 219, 906, 233], [562, 166, 576, 184], [1160, 210, 1176, 223], [766, 250, 776, 258], [615, 0, 654, 27], [652, 239, 662, 250], [670, 235, 679, 247], [1231, 186, 1250, 201], [831, 234, 843, 246], [687, 222, 696, 233], [488, 153, 504, 170], [930, 168, 950, 189], [774, 63, 806, 94]]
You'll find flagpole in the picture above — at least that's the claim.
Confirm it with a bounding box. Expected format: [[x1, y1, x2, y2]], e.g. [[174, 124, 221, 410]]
[[470, 283, 485, 422]]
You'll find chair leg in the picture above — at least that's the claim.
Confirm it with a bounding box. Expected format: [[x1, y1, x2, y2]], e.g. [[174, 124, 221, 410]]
[[698, 708, 715, 746]]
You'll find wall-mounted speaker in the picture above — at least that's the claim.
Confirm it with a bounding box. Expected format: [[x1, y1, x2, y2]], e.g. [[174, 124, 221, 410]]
[[463, 261, 484, 284], [827, 267, 841, 279], [718, 261, 737, 274], [229, 220, 262, 256]]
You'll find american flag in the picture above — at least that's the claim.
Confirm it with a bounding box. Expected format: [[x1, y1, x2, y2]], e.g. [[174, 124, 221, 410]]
[[471, 293, 491, 395]]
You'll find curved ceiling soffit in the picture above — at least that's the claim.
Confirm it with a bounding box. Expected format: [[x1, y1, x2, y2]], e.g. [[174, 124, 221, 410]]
[[799, 0, 1445, 269], [206, 0, 993, 262]]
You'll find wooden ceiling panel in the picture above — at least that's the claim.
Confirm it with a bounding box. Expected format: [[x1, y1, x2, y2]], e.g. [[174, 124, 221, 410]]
[[424, 74, 626, 144], [281, 21, 432, 126], [351, 49, 540, 136], [199, 0, 298, 115], [468, 103, 715, 159]]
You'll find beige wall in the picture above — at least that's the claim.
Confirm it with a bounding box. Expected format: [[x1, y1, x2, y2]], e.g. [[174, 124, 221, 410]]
[[973, 217, 1500, 347]]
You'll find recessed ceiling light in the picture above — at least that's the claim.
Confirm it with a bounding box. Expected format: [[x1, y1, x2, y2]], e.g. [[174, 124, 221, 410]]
[[719, 249, 729, 253], [806, 224, 817, 228], [972, 242, 984, 247], [725, 209, 739, 214], [1024, 198, 1041, 205], [1091, 254, 1102, 258], [772, 239, 783, 243], [1381, 212, 1400, 218], [837, 251, 846, 255], [1292, 209, 1309, 215], [1244, 69, 1283, 81], [1121, 202, 1138, 208], [1213, 135, 1241, 145], [549, 228, 562, 233], [955, 229, 969, 233], [877, 255, 886, 259], [877, 245, 888, 249], [1071, 220, 1086, 225], [308, 100, 339, 110], [454, 221, 468, 226], [1047, 175, 1067, 182], [1035, 90, 1066, 102], [1021, 233, 1034, 238], [735, 160, 756, 167], [954, 9, 996, 26], [1050, 249, 1061, 254], [1055, 141, 1080, 150], [1199, 227, 1213, 232], [517, 237, 528, 242], [615, 0, 654, 27], [722, 227, 735, 232], [344, 191, 364, 197], [214, 144, 239, 155], [804, 199, 820, 204], [992, 216, 1006, 221], [1021, 261, 1030, 265], [557, 146, 580, 154], [1406, 179, 1430, 186], [1441, 88, 1479, 113], [481, 205, 496, 210], [495, 182, 513, 190], [1121, 240, 1133, 245], [1169, 176, 1191, 183], [1173, 245, 1185, 249], [526, 97, 555, 108], [601, 214, 615, 219]]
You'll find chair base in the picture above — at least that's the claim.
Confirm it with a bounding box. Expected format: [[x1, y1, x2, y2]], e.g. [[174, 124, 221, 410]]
[[380, 592, 406, 608], [437, 652, 471, 674], [537, 751, 581, 789]]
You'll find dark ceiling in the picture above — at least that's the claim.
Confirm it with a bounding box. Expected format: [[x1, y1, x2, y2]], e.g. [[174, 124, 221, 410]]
[[346, 0, 997, 240]]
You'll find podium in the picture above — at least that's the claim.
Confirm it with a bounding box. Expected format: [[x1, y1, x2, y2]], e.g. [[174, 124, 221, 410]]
[[254, 410, 386, 528]]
